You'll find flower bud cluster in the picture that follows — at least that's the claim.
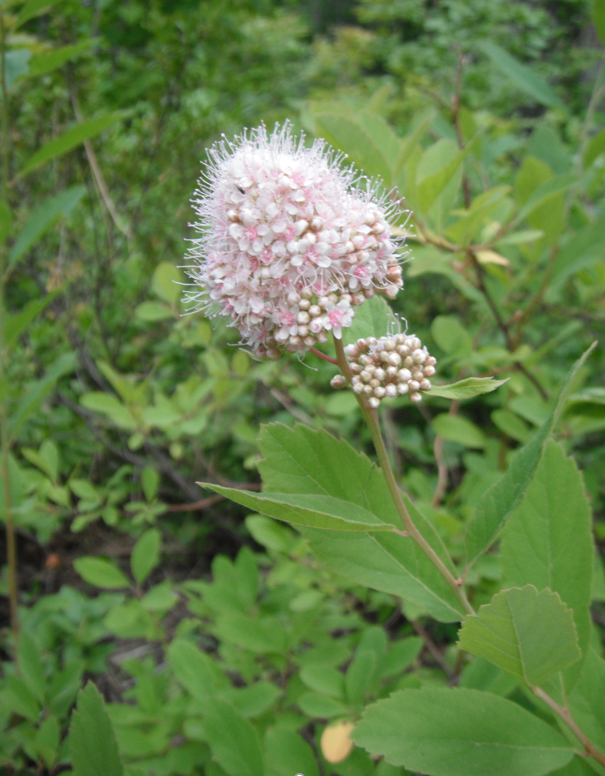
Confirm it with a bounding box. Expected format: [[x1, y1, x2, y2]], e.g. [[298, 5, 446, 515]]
[[331, 333, 436, 408], [184, 123, 407, 358]]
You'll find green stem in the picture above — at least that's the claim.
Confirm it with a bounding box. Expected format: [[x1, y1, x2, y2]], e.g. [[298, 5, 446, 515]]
[[533, 687, 605, 769], [0, 10, 18, 637], [333, 335, 475, 617]]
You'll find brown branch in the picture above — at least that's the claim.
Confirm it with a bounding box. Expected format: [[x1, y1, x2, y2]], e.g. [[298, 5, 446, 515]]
[[69, 89, 132, 239], [411, 620, 454, 679]]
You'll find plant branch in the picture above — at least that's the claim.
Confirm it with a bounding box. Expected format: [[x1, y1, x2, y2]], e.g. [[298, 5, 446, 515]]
[[333, 336, 475, 617], [533, 687, 605, 769], [468, 251, 548, 400]]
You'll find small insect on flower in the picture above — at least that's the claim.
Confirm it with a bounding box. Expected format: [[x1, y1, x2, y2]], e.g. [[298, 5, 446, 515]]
[[183, 122, 408, 358]]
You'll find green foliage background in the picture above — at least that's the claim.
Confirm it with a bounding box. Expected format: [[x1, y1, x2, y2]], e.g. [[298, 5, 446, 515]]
[[1, 0, 604, 774]]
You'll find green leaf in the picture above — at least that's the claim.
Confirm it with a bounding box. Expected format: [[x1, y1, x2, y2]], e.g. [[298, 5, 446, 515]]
[[346, 649, 376, 706], [35, 714, 60, 768], [20, 114, 122, 177], [500, 442, 594, 691], [257, 423, 463, 621], [3, 675, 41, 721], [297, 692, 348, 718], [345, 294, 392, 344], [18, 630, 46, 704], [167, 639, 222, 700], [70, 682, 124, 776], [6, 293, 60, 348], [27, 40, 92, 78], [199, 485, 397, 532], [353, 687, 574, 776], [314, 113, 392, 185], [464, 344, 597, 566], [480, 42, 567, 110], [5, 49, 31, 88], [264, 727, 320, 776], [74, 557, 131, 589], [593, 0, 605, 45], [134, 301, 174, 321], [431, 315, 472, 357], [203, 699, 264, 776], [458, 585, 581, 687], [245, 514, 297, 553], [141, 466, 159, 501], [583, 127, 605, 169], [221, 681, 281, 718], [300, 665, 345, 698], [568, 649, 605, 756], [546, 214, 605, 301], [429, 377, 508, 400], [513, 174, 576, 226], [0, 200, 11, 246], [9, 186, 85, 269], [9, 352, 76, 440], [80, 392, 137, 430], [432, 414, 486, 448], [151, 261, 183, 305], [131, 529, 161, 586], [417, 138, 476, 214]]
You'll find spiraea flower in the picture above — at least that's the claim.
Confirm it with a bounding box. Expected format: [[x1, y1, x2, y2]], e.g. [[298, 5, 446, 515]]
[[332, 333, 436, 407], [183, 123, 407, 358]]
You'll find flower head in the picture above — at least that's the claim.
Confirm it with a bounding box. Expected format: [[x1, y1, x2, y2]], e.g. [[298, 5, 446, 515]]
[[333, 333, 436, 407], [184, 123, 407, 358]]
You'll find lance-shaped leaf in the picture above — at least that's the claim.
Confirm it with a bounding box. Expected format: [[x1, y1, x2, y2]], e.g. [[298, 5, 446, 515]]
[[479, 42, 567, 111], [344, 294, 391, 344], [198, 485, 397, 532], [500, 442, 593, 692], [465, 343, 597, 566], [353, 687, 574, 776], [9, 186, 85, 270], [70, 682, 123, 776], [20, 115, 122, 177], [458, 585, 580, 688], [426, 377, 509, 400], [255, 423, 464, 622]]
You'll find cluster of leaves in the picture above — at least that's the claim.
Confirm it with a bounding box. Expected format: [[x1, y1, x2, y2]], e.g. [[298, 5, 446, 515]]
[[1, 0, 605, 773]]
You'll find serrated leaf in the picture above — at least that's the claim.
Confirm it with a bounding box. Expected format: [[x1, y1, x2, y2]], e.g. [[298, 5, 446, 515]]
[[70, 682, 123, 776], [199, 485, 397, 532], [257, 424, 464, 622], [131, 529, 161, 586], [513, 174, 576, 225], [458, 585, 581, 687], [480, 42, 566, 110], [500, 442, 593, 691], [20, 114, 122, 177], [9, 186, 85, 269], [464, 343, 597, 566], [429, 377, 508, 400], [74, 557, 131, 589], [417, 138, 477, 213], [568, 649, 605, 756], [354, 687, 574, 776]]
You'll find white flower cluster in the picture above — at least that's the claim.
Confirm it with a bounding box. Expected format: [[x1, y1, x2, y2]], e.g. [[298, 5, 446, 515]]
[[184, 123, 407, 358], [332, 333, 436, 408]]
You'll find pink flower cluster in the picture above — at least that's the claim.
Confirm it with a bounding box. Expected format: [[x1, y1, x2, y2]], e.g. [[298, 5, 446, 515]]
[[184, 123, 407, 358]]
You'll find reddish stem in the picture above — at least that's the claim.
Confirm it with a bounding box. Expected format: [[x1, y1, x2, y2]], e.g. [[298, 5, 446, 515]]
[[309, 347, 338, 365]]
